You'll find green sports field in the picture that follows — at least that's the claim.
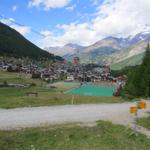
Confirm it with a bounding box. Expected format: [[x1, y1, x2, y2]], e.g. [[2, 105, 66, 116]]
[[66, 84, 114, 96]]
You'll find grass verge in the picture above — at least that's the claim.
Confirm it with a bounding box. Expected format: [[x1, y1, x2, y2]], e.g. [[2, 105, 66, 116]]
[[137, 115, 150, 130], [0, 121, 150, 150]]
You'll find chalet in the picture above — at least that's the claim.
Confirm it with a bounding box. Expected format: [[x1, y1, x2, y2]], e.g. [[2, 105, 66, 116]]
[[41, 73, 52, 81], [2, 65, 9, 71]]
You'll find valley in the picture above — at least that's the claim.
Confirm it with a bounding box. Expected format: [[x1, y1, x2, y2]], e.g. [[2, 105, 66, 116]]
[[0, 1, 150, 149]]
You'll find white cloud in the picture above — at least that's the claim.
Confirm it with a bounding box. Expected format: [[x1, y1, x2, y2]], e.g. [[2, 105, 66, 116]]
[[66, 4, 76, 11], [28, 0, 71, 10], [12, 5, 18, 12], [40, 0, 150, 51], [92, 0, 150, 37], [40, 30, 53, 36], [11, 24, 31, 35], [40, 23, 98, 48], [0, 18, 31, 35]]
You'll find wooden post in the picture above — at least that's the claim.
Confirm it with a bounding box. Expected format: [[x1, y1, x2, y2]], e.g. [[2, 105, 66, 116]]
[[134, 100, 138, 136], [71, 95, 74, 105], [129, 100, 138, 136]]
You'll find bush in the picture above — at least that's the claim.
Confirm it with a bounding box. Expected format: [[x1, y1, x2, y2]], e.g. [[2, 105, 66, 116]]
[[3, 81, 8, 86], [30, 82, 36, 87], [32, 73, 41, 79]]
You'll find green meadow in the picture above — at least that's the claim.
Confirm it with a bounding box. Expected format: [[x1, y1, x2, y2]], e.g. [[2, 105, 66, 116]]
[[0, 121, 150, 150], [137, 115, 150, 130], [0, 71, 125, 108]]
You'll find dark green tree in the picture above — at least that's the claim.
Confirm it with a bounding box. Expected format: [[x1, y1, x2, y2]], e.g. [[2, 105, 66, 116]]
[[123, 43, 150, 98]]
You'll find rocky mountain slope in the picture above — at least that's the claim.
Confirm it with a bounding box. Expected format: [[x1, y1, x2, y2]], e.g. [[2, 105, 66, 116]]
[[45, 43, 84, 56], [105, 41, 148, 64]]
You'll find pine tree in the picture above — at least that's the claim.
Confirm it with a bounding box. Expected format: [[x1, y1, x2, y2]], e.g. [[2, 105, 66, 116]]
[[124, 43, 150, 98], [142, 43, 150, 97]]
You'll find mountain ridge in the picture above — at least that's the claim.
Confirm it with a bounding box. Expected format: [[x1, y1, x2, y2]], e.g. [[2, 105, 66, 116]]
[[45, 43, 84, 56], [0, 22, 63, 61], [46, 30, 150, 68], [46, 30, 150, 56]]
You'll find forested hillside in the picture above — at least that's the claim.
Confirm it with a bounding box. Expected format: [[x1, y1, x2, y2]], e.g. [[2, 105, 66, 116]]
[[123, 44, 150, 98], [0, 22, 63, 61]]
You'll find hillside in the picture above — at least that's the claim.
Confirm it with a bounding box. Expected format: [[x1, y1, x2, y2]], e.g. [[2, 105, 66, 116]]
[[110, 53, 144, 70], [82, 37, 123, 53], [106, 41, 149, 70], [0, 22, 63, 61]]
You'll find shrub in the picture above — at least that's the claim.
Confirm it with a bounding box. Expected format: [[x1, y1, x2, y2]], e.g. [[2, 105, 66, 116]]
[[32, 73, 41, 79], [30, 82, 36, 87], [3, 81, 8, 86]]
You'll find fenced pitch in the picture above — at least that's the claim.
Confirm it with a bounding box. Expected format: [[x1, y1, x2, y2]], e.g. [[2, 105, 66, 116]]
[[66, 84, 114, 97]]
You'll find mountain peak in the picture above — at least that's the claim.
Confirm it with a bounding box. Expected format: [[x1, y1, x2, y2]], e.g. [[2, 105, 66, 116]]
[[64, 43, 83, 49], [64, 43, 76, 47]]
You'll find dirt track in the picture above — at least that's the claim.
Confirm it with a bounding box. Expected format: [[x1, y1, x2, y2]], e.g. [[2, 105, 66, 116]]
[[0, 101, 149, 131]]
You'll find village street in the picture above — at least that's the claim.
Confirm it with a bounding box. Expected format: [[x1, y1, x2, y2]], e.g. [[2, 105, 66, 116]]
[[0, 101, 150, 135]]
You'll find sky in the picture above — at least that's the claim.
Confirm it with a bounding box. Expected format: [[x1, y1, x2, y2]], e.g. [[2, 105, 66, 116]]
[[0, 0, 150, 53]]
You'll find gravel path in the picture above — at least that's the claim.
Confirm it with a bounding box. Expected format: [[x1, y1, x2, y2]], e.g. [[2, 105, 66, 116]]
[[0, 101, 149, 131]]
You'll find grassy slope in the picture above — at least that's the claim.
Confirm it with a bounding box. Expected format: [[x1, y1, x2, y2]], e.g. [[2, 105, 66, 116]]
[[111, 53, 144, 70], [0, 71, 124, 108], [137, 116, 150, 130], [0, 87, 124, 109], [0, 71, 45, 85], [0, 121, 150, 150], [50, 81, 80, 91]]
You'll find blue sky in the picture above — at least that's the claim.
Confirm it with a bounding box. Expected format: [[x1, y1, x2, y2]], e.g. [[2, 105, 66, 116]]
[[0, 0, 103, 44], [0, 0, 150, 54], [0, 0, 102, 30]]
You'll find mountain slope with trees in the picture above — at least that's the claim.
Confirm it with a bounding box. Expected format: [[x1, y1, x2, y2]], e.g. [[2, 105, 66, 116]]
[[0, 22, 63, 61], [123, 44, 150, 98]]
